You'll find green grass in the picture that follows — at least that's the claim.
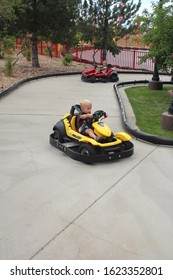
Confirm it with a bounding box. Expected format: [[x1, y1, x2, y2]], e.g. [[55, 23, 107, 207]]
[[125, 86, 173, 138]]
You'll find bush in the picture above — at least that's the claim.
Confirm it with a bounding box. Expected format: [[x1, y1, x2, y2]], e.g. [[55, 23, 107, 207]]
[[0, 36, 15, 59], [44, 46, 54, 58], [62, 54, 73, 66], [22, 49, 31, 61], [4, 56, 13, 76], [0, 44, 5, 59]]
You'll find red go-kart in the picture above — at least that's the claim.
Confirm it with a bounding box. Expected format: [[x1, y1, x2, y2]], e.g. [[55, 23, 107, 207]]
[[81, 64, 119, 83]]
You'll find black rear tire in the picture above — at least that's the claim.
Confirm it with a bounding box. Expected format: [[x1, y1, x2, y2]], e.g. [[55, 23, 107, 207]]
[[53, 129, 63, 143], [109, 74, 119, 82]]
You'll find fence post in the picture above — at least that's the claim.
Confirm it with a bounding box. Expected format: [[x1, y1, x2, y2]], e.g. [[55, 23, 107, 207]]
[[40, 41, 43, 55], [100, 49, 103, 64], [15, 39, 21, 50], [54, 44, 58, 57], [132, 50, 136, 70], [15, 39, 18, 49], [75, 48, 78, 62]]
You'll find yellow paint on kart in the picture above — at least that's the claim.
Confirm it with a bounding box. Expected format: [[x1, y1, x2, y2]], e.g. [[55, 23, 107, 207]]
[[115, 132, 132, 141], [93, 121, 112, 137], [62, 113, 123, 147]]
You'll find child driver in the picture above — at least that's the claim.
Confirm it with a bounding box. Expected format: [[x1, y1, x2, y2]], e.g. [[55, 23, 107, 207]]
[[77, 99, 99, 140]]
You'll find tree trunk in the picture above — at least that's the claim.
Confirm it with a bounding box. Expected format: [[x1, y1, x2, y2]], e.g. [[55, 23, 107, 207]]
[[152, 62, 159, 81], [102, 48, 107, 61], [102, 2, 109, 61], [31, 34, 40, 68], [171, 68, 173, 82]]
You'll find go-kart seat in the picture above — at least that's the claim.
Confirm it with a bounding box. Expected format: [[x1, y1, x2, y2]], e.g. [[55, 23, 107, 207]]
[[70, 115, 78, 131], [70, 104, 81, 115], [69, 104, 82, 132]]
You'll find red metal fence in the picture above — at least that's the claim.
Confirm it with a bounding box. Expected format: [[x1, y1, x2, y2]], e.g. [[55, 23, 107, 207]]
[[15, 39, 154, 71], [73, 47, 154, 71], [15, 39, 62, 57]]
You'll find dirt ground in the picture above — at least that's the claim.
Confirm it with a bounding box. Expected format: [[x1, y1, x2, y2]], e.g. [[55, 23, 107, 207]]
[[0, 52, 91, 93]]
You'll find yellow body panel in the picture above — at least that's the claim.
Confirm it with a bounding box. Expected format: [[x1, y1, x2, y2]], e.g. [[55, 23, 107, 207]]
[[92, 121, 112, 137], [114, 132, 132, 141], [62, 114, 131, 147]]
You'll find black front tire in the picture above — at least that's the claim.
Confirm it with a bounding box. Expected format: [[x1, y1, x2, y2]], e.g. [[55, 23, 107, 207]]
[[78, 143, 96, 156], [89, 76, 96, 83], [121, 141, 132, 151]]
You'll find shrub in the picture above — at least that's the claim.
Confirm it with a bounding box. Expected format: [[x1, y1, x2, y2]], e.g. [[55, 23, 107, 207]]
[[44, 46, 54, 58], [62, 54, 73, 66], [0, 36, 15, 59], [0, 44, 5, 59], [22, 49, 31, 61], [4, 56, 13, 76]]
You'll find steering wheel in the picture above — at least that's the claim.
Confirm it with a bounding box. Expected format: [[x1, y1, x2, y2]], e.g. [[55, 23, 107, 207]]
[[93, 110, 107, 121]]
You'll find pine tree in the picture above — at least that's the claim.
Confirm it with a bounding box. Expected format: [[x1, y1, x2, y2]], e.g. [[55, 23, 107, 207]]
[[8, 0, 81, 67], [78, 0, 141, 60]]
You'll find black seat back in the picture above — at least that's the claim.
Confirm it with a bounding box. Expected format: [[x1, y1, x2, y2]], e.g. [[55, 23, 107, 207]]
[[70, 104, 82, 115]]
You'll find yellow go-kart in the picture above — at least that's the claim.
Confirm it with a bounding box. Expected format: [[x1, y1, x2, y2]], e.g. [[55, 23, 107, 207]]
[[50, 105, 134, 163]]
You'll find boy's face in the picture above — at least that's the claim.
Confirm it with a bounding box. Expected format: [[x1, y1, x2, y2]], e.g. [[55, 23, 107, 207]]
[[82, 103, 92, 113], [103, 60, 107, 66]]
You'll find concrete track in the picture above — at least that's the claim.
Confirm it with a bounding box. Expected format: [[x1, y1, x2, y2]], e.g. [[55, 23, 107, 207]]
[[0, 73, 173, 260]]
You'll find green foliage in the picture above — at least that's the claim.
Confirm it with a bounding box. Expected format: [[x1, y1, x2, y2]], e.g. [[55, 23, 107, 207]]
[[0, 0, 23, 36], [0, 36, 15, 59], [22, 49, 31, 61], [44, 46, 54, 58], [62, 54, 73, 66], [4, 56, 13, 76], [78, 0, 141, 60], [12, 0, 81, 45], [137, 1, 173, 72], [1, 0, 81, 67], [126, 85, 173, 138]]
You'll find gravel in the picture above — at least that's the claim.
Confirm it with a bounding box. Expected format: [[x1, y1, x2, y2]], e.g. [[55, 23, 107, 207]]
[[0, 52, 91, 93]]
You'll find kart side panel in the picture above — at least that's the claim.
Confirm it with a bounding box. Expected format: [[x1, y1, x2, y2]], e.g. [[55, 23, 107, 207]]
[[114, 132, 132, 141], [50, 134, 134, 164]]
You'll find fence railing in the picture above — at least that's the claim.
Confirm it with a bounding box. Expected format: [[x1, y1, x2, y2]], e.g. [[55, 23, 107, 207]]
[[15, 39, 62, 58], [73, 47, 154, 71], [15, 39, 153, 71]]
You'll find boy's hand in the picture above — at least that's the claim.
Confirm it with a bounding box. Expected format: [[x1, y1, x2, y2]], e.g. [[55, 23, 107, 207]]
[[80, 113, 93, 119]]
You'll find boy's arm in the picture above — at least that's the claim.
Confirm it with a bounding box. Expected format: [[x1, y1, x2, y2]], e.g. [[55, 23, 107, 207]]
[[79, 113, 93, 119]]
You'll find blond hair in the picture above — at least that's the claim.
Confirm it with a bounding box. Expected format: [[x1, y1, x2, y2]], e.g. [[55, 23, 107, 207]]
[[80, 99, 91, 109]]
